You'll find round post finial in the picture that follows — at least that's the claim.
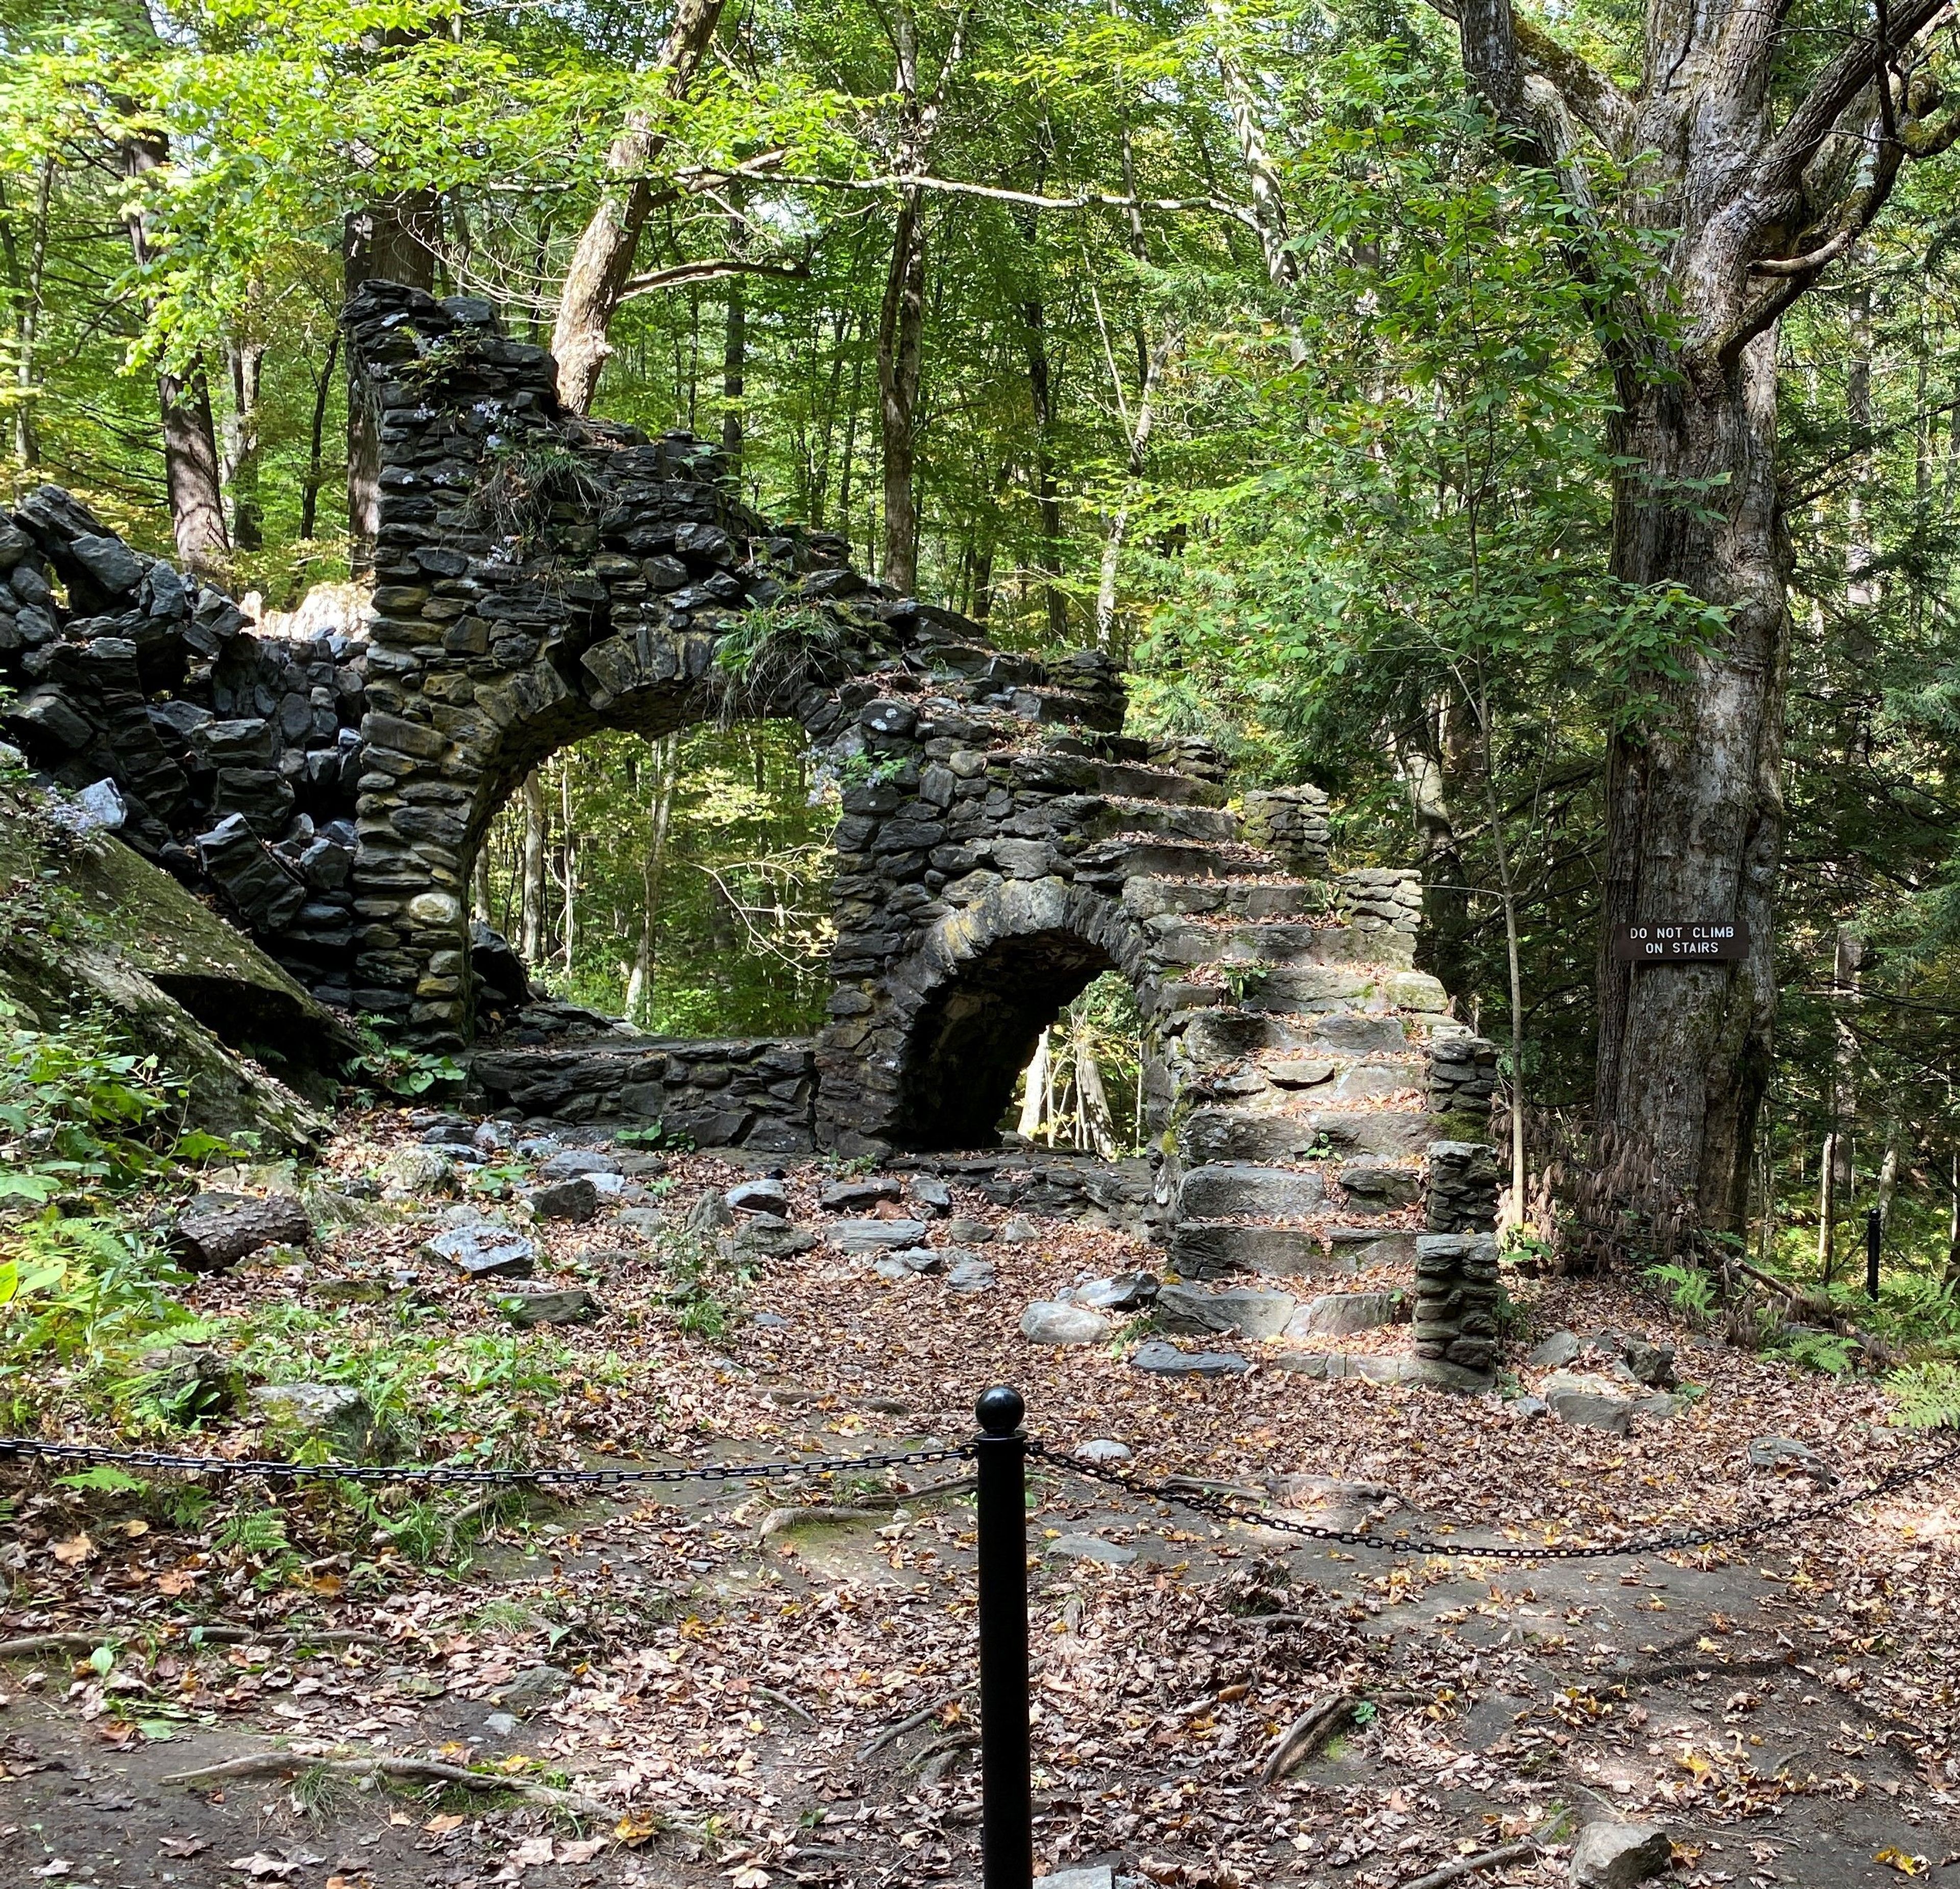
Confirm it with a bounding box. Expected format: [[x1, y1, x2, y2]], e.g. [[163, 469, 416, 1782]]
[[974, 1385, 1025, 1436]]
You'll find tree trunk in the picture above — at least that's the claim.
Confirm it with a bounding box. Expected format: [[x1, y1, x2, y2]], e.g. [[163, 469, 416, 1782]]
[[119, 124, 229, 574], [520, 769, 548, 965], [1815, 924, 1863, 1278], [0, 158, 53, 468], [297, 328, 340, 548], [1017, 1032, 1049, 1141], [223, 339, 266, 554], [344, 197, 437, 576], [1020, 284, 1067, 642], [549, 0, 726, 414], [1589, 333, 1791, 1249], [558, 759, 577, 977], [721, 196, 747, 476], [877, 187, 926, 593]]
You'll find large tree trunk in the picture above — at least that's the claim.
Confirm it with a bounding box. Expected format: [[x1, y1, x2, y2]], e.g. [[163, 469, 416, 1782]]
[[550, 0, 726, 415], [1590, 332, 1790, 1246]]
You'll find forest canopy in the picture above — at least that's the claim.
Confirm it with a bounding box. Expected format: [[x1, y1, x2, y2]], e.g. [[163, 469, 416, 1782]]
[[10, 0, 1960, 1289]]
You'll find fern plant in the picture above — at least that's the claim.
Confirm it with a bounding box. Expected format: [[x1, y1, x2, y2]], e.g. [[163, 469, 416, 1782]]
[[1886, 1362, 1960, 1429]]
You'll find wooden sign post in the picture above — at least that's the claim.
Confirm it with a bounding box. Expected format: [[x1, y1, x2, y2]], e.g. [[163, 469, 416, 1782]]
[[1610, 921, 1751, 964]]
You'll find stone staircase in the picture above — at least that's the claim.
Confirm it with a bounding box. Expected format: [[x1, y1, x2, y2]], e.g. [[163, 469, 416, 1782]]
[[1101, 779, 1500, 1284]]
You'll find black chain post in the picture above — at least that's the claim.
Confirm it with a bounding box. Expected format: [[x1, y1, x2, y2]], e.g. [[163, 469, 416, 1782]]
[[974, 1386, 1033, 1889], [1868, 1207, 1883, 1301]]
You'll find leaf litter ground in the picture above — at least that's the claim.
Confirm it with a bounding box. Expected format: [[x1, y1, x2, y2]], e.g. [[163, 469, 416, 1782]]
[[3, 1117, 1958, 1887]]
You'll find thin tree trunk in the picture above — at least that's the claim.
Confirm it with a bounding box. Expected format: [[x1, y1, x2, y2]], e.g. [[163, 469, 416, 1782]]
[[0, 159, 53, 468], [878, 186, 926, 592], [1817, 925, 1863, 1280], [1207, 2, 1304, 362], [1017, 1032, 1049, 1141], [297, 328, 340, 547], [223, 339, 266, 553], [721, 193, 747, 477], [1072, 1008, 1118, 1159], [520, 770, 548, 965], [559, 759, 577, 977], [120, 123, 228, 574], [549, 0, 726, 414]]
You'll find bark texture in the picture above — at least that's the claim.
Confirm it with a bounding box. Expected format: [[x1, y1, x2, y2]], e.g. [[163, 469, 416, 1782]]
[[549, 0, 725, 415], [1443, 0, 1960, 1250]]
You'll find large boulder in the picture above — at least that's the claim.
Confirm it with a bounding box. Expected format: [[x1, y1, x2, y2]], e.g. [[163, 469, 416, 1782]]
[[0, 791, 346, 1151]]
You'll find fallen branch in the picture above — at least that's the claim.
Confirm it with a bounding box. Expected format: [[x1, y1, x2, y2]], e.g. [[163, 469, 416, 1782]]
[[1164, 1475, 1266, 1502], [856, 1683, 976, 1761], [758, 1505, 886, 1537], [1260, 1694, 1355, 1785], [161, 1753, 605, 1816], [751, 1684, 817, 1726], [910, 1729, 979, 1785], [1400, 1839, 1538, 1888], [0, 1625, 368, 1660]]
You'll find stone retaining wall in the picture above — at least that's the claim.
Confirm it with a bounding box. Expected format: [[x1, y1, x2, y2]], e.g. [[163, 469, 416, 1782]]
[[468, 1035, 816, 1150]]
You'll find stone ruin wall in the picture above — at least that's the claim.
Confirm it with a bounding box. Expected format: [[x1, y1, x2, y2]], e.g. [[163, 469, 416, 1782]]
[[0, 283, 1500, 1276]]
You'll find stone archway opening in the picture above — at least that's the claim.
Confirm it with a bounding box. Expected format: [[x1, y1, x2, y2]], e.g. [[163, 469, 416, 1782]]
[[464, 717, 835, 1041], [893, 930, 1144, 1152]]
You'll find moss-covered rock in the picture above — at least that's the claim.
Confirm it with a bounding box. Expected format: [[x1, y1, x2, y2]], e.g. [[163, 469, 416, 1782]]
[[0, 785, 354, 1151]]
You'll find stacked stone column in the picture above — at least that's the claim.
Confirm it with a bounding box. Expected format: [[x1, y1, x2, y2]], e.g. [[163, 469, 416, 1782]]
[[1413, 1232, 1501, 1386]]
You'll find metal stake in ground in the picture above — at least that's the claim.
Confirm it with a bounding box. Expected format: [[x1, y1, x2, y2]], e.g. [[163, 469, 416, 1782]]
[[974, 1385, 1033, 1889]]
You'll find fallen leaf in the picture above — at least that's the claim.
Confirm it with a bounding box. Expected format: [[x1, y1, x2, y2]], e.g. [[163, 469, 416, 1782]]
[[227, 1856, 301, 1882], [160, 1836, 211, 1859], [50, 1535, 93, 1566], [155, 1568, 197, 1597], [557, 1838, 607, 1863], [1877, 1851, 1928, 1877], [731, 1870, 770, 1889], [423, 1814, 465, 1836], [510, 1837, 554, 1866], [121, 1518, 149, 1538], [614, 1811, 662, 1848]]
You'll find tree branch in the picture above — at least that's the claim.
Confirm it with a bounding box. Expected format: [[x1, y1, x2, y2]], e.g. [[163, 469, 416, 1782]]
[[619, 255, 811, 298], [1752, 0, 1950, 197]]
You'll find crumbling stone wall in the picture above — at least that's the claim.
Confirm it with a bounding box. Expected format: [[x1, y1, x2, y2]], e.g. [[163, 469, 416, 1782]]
[[0, 283, 1500, 1242], [0, 490, 371, 1008]]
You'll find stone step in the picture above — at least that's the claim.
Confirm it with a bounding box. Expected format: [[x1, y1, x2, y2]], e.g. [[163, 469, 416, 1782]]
[[1146, 919, 1336, 969], [1247, 1061, 1421, 1103], [1238, 965, 1450, 1013], [1009, 750, 1229, 807], [1178, 1107, 1434, 1165], [1178, 1008, 1415, 1062], [1177, 1161, 1326, 1219], [1124, 876, 1325, 921], [1079, 799, 1240, 845], [1172, 1221, 1351, 1280], [1074, 838, 1265, 882]]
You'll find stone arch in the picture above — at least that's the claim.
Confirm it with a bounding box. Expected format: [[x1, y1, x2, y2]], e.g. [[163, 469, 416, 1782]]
[[878, 877, 1165, 1151]]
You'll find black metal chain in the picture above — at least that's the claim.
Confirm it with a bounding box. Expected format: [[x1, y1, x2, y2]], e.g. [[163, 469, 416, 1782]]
[[0, 1436, 973, 1490], [1034, 1434, 1960, 1562], [10, 1428, 1957, 1562]]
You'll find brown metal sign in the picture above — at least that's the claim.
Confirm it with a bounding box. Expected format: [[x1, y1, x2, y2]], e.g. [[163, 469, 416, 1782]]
[[1611, 921, 1751, 964]]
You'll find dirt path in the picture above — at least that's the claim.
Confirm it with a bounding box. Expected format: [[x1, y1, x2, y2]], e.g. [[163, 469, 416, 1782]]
[[5, 1135, 1957, 1887]]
